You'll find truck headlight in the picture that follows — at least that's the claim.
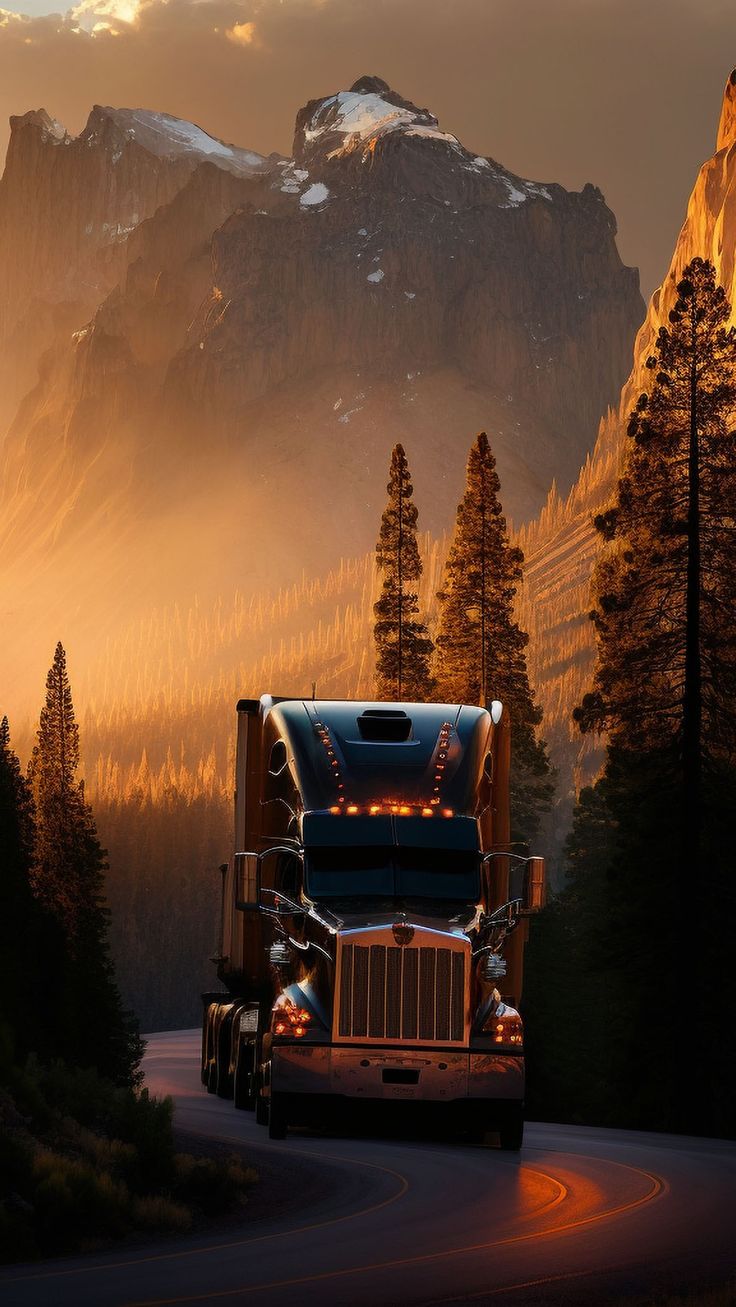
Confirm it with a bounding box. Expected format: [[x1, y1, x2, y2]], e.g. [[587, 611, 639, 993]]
[[270, 996, 313, 1038], [483, 1004, 523, 1046]]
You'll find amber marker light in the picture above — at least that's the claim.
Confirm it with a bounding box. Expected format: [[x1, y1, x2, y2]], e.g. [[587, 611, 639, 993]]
[[422, 807, 433, 817], [329, 806, 340, 814], [489, 1012, 523, 1045], [369, 804, 382, 815], [346, 804, 359, 814], [271, 998, 313, 1037], [442, 808, 454, 818]]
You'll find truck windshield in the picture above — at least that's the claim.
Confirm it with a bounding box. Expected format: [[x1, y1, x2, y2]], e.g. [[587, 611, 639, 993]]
[[305, 846, 480, 902]]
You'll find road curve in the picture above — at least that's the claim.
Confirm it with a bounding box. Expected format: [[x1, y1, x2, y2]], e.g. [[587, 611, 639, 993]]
[[2, 1029, 734, 1307]]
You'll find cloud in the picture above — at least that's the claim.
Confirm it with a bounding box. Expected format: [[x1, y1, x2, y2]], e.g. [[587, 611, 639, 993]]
[[225, 17, 255, 46], [71, 0, 143, 31], [0, 0, 730, 296], [0, 6, 34, 24]]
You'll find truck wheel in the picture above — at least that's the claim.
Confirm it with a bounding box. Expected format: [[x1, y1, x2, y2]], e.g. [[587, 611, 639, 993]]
[[234, 1039, 255, 1110], [205, 1009, 218, 1094], [201, 1006, 212, 1085], [268, 1093, 288, 1141], [498, 1105, 524, 1152], [216, 1014, 234, 1099]]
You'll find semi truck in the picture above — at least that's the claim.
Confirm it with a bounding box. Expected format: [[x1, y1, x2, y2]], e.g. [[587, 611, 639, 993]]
[[201, 694, 546, 1150]]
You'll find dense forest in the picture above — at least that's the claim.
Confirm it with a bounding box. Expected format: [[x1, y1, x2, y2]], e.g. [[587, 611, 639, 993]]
[[0, 646, 255, 1260], [526, 260, 736, 1139]]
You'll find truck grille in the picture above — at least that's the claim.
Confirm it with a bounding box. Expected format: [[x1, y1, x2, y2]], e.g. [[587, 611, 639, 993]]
[[338, 943, 466, 1044]]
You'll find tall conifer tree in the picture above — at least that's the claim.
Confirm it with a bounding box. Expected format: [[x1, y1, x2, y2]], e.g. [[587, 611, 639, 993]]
[[0, 717, 59, 1061], [29, 643, 142, 1085], [435, 433, 553, 843], [373, 444, 434, 701], [549, 258, 736, 1136], [576, 258, 736, 867]]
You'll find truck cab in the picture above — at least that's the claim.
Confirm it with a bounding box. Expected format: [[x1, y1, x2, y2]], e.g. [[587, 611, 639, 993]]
[[202, 695, 545, 1149]]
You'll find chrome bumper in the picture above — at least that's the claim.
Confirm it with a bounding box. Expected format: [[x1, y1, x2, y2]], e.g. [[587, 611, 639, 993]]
[[271, 1043, 524, 1102]]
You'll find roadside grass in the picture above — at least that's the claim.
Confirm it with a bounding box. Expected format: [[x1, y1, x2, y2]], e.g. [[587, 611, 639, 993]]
[[0, 1055, 257, 1263]]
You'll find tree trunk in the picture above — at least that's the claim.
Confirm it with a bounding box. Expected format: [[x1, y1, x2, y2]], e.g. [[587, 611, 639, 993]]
[[682, 299, 702, 878], [397, 477, 403, 699]]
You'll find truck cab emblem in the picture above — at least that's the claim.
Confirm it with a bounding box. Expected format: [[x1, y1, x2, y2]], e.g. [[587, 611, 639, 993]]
[[392, 921, 415, 946]]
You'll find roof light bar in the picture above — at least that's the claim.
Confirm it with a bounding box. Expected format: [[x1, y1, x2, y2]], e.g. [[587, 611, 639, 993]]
[[323, 803, 455, 817]]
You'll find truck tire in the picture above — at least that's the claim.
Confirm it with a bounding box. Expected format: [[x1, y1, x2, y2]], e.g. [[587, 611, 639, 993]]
[[215, 1014, 234, 1099], [268, 1093, 288, 1140], [234, 1038, 256, 1110], [205, 1009, 218, 1094], [498, 1105, 524, 1152], [201, 1006, 211, 1085]]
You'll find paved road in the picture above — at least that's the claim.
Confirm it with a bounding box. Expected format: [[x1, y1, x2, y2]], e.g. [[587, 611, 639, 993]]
[[2, 1029, 735, 1306]]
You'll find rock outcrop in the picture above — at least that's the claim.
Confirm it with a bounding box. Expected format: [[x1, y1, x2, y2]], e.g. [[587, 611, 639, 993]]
[[517, 65, 736, 818], [0, 105, 270, 428]]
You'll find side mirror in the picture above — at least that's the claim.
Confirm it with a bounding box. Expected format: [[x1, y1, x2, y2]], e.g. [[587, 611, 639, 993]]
[[524, 856, 546, 912], [235, 845, 304, 912], [235, 851, 260, 911]]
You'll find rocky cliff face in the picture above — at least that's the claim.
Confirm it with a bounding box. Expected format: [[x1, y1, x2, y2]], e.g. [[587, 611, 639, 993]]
[[0, 76, 642, 716], [171, 76, 640, 480], [0, 105, 270, 429], [517, 67, 736, 818]]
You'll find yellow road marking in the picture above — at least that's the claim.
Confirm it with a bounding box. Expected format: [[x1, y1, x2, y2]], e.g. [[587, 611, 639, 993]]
[[125, 1158, 662, 1305]]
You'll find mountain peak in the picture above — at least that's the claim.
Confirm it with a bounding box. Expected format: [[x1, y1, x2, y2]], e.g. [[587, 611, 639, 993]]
[[9, 108, 66, 143], [292, 77, 442, 164], [79, 106, 267, 176], [717, 68, 736, 151], [348, 75, 392, 96]]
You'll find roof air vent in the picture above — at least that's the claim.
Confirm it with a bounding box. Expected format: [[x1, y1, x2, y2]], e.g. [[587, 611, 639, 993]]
[[357, 709, 413, 742]]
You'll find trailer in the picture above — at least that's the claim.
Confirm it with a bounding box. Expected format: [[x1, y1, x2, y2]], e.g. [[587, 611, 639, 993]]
[[202, 695, 545, 1149]]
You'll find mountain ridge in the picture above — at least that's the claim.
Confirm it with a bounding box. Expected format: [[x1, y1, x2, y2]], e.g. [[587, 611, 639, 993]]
[[0, 75, 643, 724]]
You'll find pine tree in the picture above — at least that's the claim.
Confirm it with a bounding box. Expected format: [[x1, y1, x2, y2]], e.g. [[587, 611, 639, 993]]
[[0, 717, 60, 1063], [566, 259, 736, 1136], [576, 258, 736, 858], [435, 433, 553, 843], [29, 643, 142, 1086], [373, 444, 434, 701]]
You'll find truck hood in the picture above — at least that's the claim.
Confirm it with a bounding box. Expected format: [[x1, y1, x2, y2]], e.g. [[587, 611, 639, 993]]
[[331, 907, 477, 941]]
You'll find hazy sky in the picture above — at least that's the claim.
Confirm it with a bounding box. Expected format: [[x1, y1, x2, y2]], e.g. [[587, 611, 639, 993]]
[[0, 0, 733, 296]]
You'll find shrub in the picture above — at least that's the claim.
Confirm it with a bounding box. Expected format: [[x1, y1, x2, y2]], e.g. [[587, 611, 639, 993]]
[[32, 1151, 131, 1251], [0, 1056, 257, 1263], [173, 1152, 257, 1214], [132, 1195, 192, 1233]]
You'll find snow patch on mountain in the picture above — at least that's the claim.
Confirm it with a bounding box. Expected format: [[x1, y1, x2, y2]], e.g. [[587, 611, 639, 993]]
[[302, 84, 451, 160], [300, 182, 329, 207], [306, 90, 417, 145], [91, 108, 266, 176], [501, 173, 553, 207], [405, 125, 462, 150]]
